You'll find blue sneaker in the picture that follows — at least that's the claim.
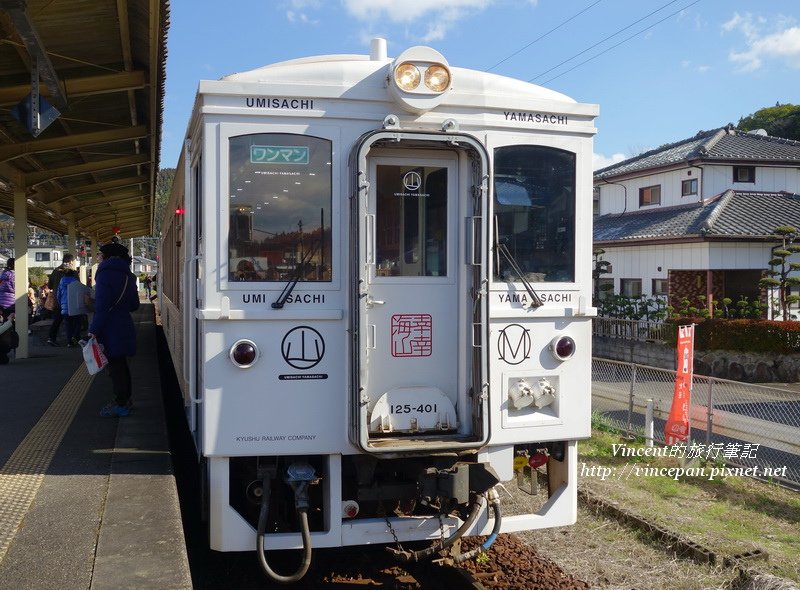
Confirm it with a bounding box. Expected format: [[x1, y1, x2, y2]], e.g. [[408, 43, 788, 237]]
[[100, 404, 130, 417]]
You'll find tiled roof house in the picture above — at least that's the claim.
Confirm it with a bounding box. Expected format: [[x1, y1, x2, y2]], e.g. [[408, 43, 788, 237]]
[[592, 125, 800, 318]]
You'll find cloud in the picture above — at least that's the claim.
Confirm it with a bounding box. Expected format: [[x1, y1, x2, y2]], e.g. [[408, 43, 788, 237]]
[[285, 0, 321, 25], [286, 11, 318, 24], [681, 60, 710, 74], [342, 0, 494, 41], [343, 0, 492, 22], [722, 12, 800, 72], [593, 152, 626, 171]]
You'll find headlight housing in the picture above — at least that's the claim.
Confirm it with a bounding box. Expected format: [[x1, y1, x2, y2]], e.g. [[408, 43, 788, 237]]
[[388, 46, 452, 113]]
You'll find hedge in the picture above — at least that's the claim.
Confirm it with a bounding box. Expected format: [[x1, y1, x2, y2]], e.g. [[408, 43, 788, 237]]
[[666, 319, 800, 355]]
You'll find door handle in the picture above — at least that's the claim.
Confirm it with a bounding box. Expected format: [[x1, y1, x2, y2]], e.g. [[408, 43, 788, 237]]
[[365, 295, 385, 308]]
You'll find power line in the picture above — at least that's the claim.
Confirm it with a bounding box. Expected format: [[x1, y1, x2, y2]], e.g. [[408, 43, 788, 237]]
[[486, 0, 604, 72], [530, 0, 683, 81], [529, 0, 684, 82], [539, 0, 703, 85]]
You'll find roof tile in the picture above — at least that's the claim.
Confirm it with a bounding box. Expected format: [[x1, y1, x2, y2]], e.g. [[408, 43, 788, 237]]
[[594, 191, 800, 241], [595, 127, 800, 179]]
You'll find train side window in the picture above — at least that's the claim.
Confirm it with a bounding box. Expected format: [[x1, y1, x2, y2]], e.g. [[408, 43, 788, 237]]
[[493, 145, 576, 283], [228, 133, 332, 282]]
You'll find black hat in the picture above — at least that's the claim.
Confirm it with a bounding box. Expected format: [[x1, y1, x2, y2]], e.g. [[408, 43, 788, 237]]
[[100, 242, 129, 258]]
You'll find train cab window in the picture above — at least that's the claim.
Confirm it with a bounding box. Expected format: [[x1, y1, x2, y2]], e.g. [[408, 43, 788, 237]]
[[375, 165, 448, 277], [228, 133, 332, 282], [493, 145, 576, 282]]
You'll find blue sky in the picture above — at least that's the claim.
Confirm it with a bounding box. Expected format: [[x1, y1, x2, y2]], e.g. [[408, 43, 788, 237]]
[[162, 0, 800, 170]]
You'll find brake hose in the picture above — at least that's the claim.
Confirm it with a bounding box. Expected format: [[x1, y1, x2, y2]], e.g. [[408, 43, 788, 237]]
[[387, 493, 484, 562], [454, 487, 502, 563], [256, 475, 314, 584]]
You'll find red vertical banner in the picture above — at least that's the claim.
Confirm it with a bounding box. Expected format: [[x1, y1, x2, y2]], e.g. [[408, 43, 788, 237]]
[[665, 324, 694, 445]]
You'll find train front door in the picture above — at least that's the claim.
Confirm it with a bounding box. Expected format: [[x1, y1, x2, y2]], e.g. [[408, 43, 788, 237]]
[[359, 153, 463, 440]]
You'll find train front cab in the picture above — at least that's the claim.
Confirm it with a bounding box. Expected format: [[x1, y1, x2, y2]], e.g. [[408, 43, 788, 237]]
[[171, 43, 597, 572], [186, 130, 594, 555]]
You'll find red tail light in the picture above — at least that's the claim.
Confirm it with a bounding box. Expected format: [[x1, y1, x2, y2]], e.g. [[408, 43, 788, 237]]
[[229, 339, 258, 368], [528, 453, 548, 469]]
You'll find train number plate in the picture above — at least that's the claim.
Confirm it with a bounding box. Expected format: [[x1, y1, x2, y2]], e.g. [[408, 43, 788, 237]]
[[370, 387, 457, 433]]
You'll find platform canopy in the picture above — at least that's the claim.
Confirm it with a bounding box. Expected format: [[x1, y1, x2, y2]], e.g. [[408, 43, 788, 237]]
[[0, 0, 168, 243]]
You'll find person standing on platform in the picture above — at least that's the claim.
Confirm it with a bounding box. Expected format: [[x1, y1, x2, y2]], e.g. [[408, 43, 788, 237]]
[[56, 263, 82, 347], [27, 280, 38, 328], [0, 258, 18, 364], [89, 242, 139, 417], [0, 257, 15, 320], [47, 253, 75, 345], [39, 283, 52, 319]]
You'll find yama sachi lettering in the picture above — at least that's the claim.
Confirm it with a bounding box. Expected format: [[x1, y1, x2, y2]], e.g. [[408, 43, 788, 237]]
[[503, 111, 568, 124], [498, 292, 573, 303]]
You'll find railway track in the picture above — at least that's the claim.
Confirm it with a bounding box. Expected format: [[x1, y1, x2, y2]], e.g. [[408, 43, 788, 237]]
[[289, 534, 588, 589]]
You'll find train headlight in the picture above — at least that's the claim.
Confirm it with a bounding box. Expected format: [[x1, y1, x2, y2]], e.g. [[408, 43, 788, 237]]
[[394, 62, 421, 91], [229, 339, 259, 368], [424, 64, 450, 92], [550, 335, 576, 361], [388, 45, 451, 113]]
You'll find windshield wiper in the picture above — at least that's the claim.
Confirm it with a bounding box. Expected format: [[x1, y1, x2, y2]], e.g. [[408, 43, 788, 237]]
[[272, 241, 320, 309], [495, 241, 543, 308]]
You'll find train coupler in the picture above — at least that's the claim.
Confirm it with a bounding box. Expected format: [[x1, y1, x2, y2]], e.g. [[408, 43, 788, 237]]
[[418, 461, 499, 505]]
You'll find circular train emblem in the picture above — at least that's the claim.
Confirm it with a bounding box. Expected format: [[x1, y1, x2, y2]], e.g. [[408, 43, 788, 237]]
[[402, 171, 422, 192], [281, 326, 325, 370], [497, 324, 531, 365]]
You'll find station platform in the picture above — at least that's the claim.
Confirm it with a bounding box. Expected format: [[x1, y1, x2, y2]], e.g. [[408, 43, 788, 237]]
[[0, 302, 192, 590]]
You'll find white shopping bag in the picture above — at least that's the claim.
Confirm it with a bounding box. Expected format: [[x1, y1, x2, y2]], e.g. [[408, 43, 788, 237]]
[[82, 336, 108, 375]]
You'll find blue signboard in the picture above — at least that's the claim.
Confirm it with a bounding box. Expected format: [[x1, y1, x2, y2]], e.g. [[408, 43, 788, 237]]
[[10, 93, 60, 137]]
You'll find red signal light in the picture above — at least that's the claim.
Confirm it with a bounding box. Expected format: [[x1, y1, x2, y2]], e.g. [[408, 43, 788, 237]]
[[175, 207, 185, 215], [528, 453, 548, 469], [550, 335, 576, 361], [229, 339, 258, 368], [342, 500, 360, 519]]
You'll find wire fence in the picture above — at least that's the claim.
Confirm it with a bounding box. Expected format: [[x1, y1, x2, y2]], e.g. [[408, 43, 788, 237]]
[[592, 358, 800, 487]]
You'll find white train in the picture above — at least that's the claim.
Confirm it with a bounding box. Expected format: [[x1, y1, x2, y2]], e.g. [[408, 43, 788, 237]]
[[159, 39, 597, 583]]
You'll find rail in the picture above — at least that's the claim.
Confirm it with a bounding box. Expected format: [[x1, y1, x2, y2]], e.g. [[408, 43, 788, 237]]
[[591, 358, 800, 487], [592, 317, 674, 342]]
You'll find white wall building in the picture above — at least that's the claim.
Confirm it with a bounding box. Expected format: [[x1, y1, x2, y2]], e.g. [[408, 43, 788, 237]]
[[593, 126, 800, 319], [132, 255, 157, 276], [26, 246, 64, 270]]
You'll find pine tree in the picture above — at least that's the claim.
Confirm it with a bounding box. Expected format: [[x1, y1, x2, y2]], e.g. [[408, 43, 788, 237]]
[[758, 226, 800, 320]]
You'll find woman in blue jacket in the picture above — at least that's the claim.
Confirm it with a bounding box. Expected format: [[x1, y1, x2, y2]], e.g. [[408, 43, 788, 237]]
[[89, 241, 140, 417]]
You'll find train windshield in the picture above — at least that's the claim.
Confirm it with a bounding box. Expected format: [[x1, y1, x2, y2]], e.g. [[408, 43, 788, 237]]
[[493, 145, 575, 283], [228, 133, 332, 282]]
